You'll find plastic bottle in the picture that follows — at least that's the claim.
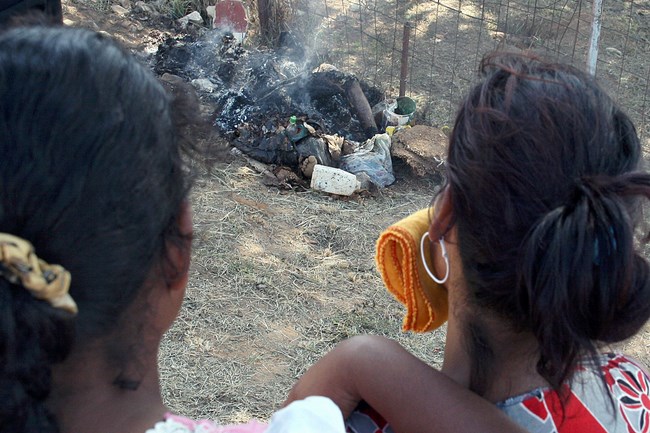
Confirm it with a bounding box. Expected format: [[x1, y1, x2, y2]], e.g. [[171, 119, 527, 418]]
[[285, 115, 309, 143], [310, 165, 361, 196]]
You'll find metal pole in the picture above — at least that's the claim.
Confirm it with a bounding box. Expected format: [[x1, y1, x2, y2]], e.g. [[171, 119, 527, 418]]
[[587, 0, 603, 75], [399, 22, 412, 97]]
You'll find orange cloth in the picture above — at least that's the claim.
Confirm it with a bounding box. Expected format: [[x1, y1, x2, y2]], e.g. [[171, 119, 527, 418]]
[[375, 208, 448, 333]]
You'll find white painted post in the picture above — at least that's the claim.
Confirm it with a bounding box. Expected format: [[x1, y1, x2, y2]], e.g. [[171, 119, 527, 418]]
[[587, 0, 604, 75]]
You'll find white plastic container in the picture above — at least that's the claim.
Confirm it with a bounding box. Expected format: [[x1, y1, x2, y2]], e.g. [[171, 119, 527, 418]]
[[310, 165, 361, 196]]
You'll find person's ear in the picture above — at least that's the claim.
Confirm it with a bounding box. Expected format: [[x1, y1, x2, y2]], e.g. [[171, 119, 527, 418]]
[[164, 200, 193, 292], [429, 187, 454, 240]]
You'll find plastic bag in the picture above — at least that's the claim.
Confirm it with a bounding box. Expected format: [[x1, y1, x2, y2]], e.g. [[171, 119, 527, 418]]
[[372, 97, 416, 131], [339, 133, 395, 188]]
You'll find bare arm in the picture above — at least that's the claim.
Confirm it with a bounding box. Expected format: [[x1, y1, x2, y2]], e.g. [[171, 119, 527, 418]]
[[284, 335, 528, 433]]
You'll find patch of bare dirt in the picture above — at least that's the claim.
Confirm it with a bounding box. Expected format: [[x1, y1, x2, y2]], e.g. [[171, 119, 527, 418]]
[[63, 0, 175, 51]]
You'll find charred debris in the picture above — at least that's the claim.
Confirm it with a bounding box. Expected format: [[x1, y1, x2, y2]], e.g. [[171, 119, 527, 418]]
[[152, 31, 410, 190]]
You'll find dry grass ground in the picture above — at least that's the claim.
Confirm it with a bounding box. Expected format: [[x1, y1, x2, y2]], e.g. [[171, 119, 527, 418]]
[[158, 156, 448, 423]]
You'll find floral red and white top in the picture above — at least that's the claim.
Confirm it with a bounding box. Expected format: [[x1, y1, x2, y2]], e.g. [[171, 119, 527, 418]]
[[345, 353, 650, 433], [498, 353, 650, 433]]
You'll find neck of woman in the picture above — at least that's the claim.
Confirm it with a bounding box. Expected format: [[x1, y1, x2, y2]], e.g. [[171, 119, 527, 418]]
[[48, 343, 167, 433], [441, 310, 549, 403]]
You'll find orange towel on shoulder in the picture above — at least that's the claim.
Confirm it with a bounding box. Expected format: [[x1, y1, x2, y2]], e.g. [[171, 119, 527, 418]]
[[375, 208, 448, 333]]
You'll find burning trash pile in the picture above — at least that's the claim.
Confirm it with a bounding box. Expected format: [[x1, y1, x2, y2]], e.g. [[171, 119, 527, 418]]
[[152, 32, 436, 194]]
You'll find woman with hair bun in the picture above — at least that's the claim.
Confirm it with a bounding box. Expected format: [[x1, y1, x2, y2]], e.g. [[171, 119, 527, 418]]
[[286, 53, 650, 432]]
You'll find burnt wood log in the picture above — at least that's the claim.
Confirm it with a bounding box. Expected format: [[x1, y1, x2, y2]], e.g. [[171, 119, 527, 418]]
[[344, 78, 379, 139]]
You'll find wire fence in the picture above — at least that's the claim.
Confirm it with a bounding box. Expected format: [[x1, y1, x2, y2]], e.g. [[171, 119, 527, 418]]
[[286, 0, 650, 139]]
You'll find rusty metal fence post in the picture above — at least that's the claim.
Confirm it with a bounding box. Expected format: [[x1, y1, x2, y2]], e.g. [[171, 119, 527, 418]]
[[398, 21, 412, 98]]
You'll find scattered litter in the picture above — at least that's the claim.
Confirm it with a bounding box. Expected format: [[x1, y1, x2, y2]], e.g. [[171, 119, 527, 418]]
[[339, 133, 395, 188], [385, 125, 410, 136], [310, 165, 361, 196], [151, 29, 418, 195], [178, 11, 203, 28], [373, 97, 416, 131]]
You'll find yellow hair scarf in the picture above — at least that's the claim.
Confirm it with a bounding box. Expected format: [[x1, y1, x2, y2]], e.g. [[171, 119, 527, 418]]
[[0, 233, 77, 314]]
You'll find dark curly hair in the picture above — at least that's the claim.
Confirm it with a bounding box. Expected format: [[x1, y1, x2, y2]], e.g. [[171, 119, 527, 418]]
[[0, 26, 195, 433], [439, 52, 650, 397], [0, 0, 62, 25]]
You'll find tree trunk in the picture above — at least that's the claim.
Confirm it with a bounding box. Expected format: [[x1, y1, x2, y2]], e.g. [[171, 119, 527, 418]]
[[257, 0, 279, 46]]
